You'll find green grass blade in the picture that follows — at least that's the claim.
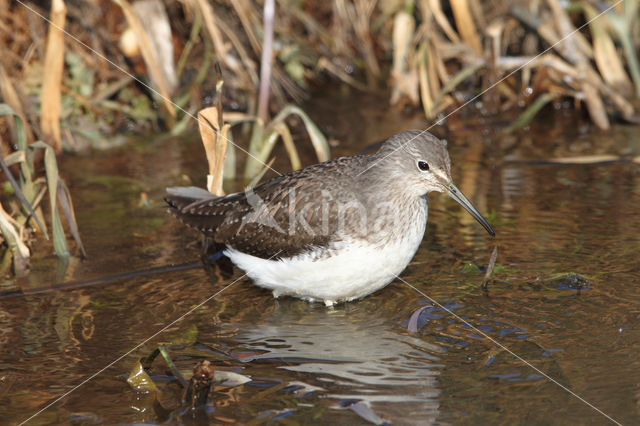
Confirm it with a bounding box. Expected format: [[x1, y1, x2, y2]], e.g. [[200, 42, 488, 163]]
[[0, 103, 33, 183], [0, 104, 26, 151], [3, 151, 26, 167], [30, 141, 69, 258], [57, 180, 86, 258], [272, 122, 301, 170], [223, 131, 236, 180], [246, 129, 280, 179], [269, 105, 330, 162], [434, 62, 485, 105], [244, 121, 266, 179], [501, 93, 555, 134], [246, 157, 275, 190]]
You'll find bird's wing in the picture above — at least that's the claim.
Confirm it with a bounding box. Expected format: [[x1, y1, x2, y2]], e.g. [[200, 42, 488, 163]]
[[166, 156, 366, 259]]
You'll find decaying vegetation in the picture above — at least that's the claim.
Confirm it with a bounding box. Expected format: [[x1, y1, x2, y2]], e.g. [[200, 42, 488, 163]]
[[0, 103, 85, 275], [1, 0, 639, 272]]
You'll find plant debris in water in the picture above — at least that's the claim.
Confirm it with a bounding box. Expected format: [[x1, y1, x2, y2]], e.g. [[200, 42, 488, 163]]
[[546, 272, 592, 291], [126, 342, 252, 420], [482, 246, 499, 289], [182, 359, 214, 410]]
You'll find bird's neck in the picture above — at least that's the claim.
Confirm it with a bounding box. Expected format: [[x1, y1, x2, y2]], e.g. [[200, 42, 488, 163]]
[[357, 158, 422, 205]]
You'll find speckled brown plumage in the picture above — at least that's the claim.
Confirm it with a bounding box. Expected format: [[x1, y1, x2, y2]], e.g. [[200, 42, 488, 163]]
[[166, 155, 374, 258], [165, 130, 453, 260]]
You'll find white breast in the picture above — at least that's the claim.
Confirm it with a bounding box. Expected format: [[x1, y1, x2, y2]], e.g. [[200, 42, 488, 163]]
[[225, 199, 428, 305]]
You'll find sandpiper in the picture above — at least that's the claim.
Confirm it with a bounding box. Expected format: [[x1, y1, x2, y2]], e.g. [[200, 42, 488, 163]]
[[166, 130, 494, 306]]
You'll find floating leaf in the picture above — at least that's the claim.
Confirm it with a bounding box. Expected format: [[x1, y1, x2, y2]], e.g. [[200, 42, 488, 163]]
[[407, 305, 429, 333], [127, 360, 157, 393]]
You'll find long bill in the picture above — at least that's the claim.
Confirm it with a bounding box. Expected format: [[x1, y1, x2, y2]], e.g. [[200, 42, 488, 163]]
[[445, 183, 495, 237]]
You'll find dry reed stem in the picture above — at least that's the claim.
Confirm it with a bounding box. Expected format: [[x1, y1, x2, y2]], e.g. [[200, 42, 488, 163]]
[[193, 0, 256, 88], [546, 0, 593, 59], [449, 0, 482, 54], [215, 18, 259, 87], [418, 44, 434, 117], [315, 57, 368, 90], [194, 0, 227, 64], [581, 79, 609, 129], [231, 0, 261, 54], [114, 0, 176, 117], [352, 0, 381, 82], [331, 0, 352, 57], [584, 4, 632, 94], [427, 0, 460, 43], [132, 0, 177, 95], [511, 53, 634, 119], [425, 42, 440, 99], [391, 10, 418, 105], [257, 0, 275, 123], [547, 155, 624, 164], [230, 0, 300, 103], [432, 36, 450, 84], [40, 0, 66, 153]]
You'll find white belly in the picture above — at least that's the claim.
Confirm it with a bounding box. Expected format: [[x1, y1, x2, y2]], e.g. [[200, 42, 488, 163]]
[[225, 200, 427, 305]]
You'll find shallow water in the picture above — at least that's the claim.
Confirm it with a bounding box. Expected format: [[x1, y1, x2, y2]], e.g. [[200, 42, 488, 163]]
[[1, 95, 640, 424]]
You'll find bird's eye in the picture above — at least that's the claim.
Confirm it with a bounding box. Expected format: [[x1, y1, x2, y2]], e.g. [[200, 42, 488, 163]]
[[417, 161, 430, 171]]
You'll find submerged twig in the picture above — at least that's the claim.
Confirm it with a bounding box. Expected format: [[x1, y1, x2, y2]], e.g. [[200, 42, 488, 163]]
[[183, 360, 215, 410], [481, 246, 498, 289]]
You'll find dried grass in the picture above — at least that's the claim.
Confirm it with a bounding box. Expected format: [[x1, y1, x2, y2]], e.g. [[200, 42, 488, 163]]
[[40, 0, 66, 153]]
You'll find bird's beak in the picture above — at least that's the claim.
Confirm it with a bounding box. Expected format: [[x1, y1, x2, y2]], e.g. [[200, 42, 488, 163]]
[[445, 182, 495, 236]]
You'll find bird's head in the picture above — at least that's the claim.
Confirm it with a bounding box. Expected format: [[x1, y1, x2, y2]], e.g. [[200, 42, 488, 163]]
[[375, 130, 495, 236]]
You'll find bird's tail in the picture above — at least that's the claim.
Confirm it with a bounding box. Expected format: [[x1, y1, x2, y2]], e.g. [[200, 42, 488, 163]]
[[165, 186, 217, 211]]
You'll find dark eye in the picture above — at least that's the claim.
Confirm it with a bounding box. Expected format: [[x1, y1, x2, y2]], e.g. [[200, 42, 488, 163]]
[[417, 161, 430, 171]]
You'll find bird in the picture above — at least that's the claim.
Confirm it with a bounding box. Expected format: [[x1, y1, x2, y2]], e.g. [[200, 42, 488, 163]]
[[165, 130, 495, 306]]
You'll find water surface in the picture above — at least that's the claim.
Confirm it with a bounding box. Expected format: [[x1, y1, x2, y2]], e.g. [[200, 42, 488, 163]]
[[1, 97, 639, 424]]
